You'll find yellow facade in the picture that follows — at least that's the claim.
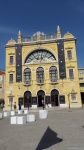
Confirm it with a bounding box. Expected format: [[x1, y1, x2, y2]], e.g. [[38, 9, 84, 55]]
[[5, 26, 82, 110]]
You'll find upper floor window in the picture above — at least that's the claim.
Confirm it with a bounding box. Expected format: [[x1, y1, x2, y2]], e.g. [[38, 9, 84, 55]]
[[36, 67, 44, 83], [67, 50, 72, 59], [0, 75, 2, 81], [80, 83, 84, 87], [24, 68, 31, 84], [69, 69, 74, 79], [9, 56, 14, 64], [49, 66, 58, 82], [79, 70, 84, 74], [9, 74, 13, 83]]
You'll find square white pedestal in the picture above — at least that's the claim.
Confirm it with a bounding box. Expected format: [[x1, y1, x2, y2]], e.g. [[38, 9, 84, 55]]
[[10, 116, 17, 124], [27, 114, 35, 122], [10, 111, 15, 116], [3, 112, 10, 117], [18, 110, 22, 114], [17, 116, 26, 124], [39, 110, 48, 119], [0, 113, 3, 119], [24, 110, 29, 114]]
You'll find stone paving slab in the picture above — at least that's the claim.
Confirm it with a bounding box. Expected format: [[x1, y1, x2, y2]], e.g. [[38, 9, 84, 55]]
[[0, 108, 84, 150]]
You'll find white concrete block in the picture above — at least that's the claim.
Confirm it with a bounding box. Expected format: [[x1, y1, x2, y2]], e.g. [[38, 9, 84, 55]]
[[39, 110, 48, 119], [24, 110, 29, 114], [10, 116, 17, 124], [17, 116, 26, 124], [27, 114, 35, 122], [3, 112, 10, 117], [10, 111, 15, 116], [0, 113, 3, 119], [18, 110, 22, 114]]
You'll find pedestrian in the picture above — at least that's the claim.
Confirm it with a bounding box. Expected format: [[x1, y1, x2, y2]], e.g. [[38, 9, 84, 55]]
[[19, 102, 21, 110], [42, 99, 44, 110], [14, 102, 16, 112], [46, 98, 49, 108]]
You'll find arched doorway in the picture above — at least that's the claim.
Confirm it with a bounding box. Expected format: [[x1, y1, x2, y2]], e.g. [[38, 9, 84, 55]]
[[51, 89, 59, 106], [37, 90, 45, 107], [24, 91, 32, 108]]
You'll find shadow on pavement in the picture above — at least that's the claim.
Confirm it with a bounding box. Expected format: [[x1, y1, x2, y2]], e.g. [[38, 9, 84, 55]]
[[35, 126, 63, 150]]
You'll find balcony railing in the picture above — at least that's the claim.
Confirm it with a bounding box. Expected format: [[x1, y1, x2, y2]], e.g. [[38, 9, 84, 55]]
[[22, 34, 57, 43], [36, 79, 44, 85], [24, 80, 31, 85], [50, 78, 58, 83]]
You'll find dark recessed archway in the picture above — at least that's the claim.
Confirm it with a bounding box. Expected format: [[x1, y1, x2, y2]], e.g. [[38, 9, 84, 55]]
[[37, 90, 45, 107], [24, 91, 32, 108], [51, 89, 59, 106]]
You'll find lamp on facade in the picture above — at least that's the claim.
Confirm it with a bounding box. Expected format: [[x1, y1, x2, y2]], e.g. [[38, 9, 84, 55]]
[[8, 91, 14, 111]]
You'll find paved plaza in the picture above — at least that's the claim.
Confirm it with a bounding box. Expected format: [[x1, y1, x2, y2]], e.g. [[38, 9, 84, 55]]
[[0, 108, 84, 150]]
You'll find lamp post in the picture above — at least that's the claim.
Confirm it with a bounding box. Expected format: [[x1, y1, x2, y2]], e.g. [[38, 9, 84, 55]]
[[8, 91, 14, 111], [68, 94, 70, 109]]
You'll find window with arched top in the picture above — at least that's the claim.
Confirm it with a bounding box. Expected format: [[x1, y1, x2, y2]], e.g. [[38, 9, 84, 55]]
[[49, 66, 58, 82], [36, 67, 44, 83], [24, 68, 31, 84]]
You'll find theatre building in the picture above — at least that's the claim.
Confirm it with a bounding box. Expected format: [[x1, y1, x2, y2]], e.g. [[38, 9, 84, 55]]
[[5, 26, 82, 110]]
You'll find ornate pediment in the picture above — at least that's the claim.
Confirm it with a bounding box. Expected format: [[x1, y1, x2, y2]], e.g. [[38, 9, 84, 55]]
[[8, 70, 15, 73], [65, 46, 73, 49], [67, 65, 75, 68], [63, 32, 74, 38], [7, 38, 16, 45]]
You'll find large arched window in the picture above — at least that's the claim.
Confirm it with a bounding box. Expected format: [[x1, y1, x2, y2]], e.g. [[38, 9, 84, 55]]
[[49, 66, 58, 82], [24, 68, 31, 84], [36, 67, 44, 83], [25, 49, 56, 63]]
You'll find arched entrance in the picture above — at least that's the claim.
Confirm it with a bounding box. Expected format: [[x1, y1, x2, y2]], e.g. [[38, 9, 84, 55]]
[[24, 91, 32, 108], [37, 90, 45, 107], [51, 89, 59, 106]]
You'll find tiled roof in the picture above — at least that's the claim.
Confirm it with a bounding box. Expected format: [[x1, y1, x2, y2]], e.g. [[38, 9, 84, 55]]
[[0, 70, 5, 75]]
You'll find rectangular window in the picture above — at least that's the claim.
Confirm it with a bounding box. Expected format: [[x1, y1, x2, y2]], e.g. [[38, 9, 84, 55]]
[[80, 83, 84, 87], [71, 94, 77, 102], [8, 97, 13, 105], [9, 56, 14, 64], [0, 75, 2, 81], [69, 69, 74, 79], [9, 74, 13, 83], [67, 50, 72, 59]]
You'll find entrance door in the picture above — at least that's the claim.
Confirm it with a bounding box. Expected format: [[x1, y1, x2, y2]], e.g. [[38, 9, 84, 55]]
[[51, 89, 59, 106], [37, 90, 45, 107], [24, 91, 32, 108]]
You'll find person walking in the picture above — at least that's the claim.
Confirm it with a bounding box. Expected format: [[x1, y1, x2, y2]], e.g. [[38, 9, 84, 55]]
[[42, 99, 44, 110], [14, 102, 16, 112]]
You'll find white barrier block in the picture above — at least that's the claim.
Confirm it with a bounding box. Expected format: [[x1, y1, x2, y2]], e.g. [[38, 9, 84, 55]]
[[0, 113, 3, 119], [10, 116, 17, 124], [3, 112, 10, 117], [17, 116, 26, 124], [39, 110, 48, 119], [10, 111, 15, 116], [27, 114, 35, 122], [18, 110, 22, 114], [24, 110, 29, 114]]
